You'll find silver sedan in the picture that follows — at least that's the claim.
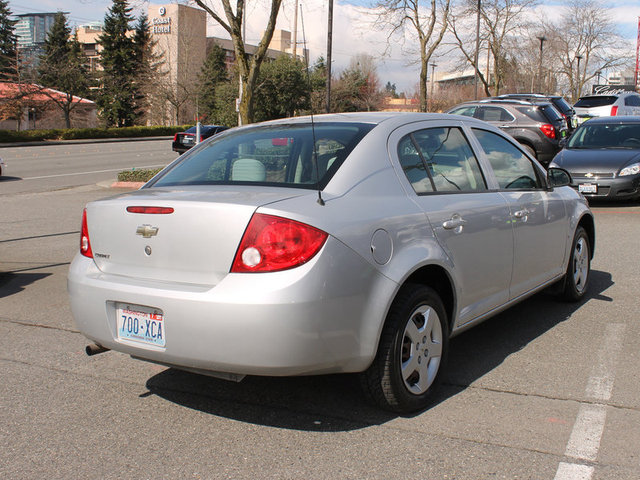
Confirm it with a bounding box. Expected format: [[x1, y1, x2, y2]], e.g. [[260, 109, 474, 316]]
[[68, 112, 595, 412]]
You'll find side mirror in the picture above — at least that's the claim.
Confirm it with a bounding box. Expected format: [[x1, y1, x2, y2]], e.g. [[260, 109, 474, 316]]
[[547, 167, 572, 188], [559, 137, 568, 149]]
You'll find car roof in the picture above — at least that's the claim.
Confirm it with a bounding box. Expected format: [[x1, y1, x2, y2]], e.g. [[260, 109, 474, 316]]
[[237, 111, 494, 129]]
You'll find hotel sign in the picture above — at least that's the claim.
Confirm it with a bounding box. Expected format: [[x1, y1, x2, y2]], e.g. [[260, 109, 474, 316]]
[[152, 6, 171, 34]]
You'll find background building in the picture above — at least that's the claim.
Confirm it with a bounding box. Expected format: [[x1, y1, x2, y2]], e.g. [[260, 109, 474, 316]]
[[14, 12, 62, 68]]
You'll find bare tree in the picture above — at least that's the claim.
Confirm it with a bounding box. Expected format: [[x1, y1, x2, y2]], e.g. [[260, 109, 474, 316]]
[[192, 0, 283, 125], [449, 0, 537, 96], [541, 0, 630, 102], [373, 0, 451, 112]]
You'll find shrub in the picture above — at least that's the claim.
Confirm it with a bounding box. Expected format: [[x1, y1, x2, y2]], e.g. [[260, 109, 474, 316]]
[[117, 168, 163, 183], [0, 125, 191, 143]]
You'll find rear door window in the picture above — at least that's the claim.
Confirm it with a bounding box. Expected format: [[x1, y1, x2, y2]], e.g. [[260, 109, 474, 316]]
[[476, 106, 514, 123], [397, 127, 487, 194], [624, 95, 640, 106]]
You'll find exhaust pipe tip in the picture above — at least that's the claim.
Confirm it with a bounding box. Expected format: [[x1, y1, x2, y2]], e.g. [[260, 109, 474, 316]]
[[85, 343, 110, 356]]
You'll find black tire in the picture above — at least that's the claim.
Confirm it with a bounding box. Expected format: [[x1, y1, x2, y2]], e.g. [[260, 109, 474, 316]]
[[360, 284, 449, 413], [561, 226, 590, 302]]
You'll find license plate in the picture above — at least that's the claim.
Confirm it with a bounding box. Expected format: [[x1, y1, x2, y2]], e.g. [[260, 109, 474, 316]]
[[116, 305, 165, 347], [579, 183, 597, 194], [183, 137, 194, 144]]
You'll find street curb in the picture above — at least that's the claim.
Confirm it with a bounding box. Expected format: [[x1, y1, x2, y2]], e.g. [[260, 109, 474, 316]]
[[0, 136, 173, 148], [110, 181, 146, 189]]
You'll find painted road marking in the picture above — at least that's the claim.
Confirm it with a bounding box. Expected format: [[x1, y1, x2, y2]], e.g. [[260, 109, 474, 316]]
[[554, 323, 625, 480], [23, 164, 165, 181]]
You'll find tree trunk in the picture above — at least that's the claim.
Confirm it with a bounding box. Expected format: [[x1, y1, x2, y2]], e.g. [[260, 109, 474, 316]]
[[419, 60, 428, 112]]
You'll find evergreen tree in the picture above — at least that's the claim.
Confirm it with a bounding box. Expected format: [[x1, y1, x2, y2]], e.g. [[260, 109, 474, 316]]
[[254, 55, 310, 122], [131, 14, 162, 125], [198, 43, 229, 123], [37, 13, 90, 128], [97, 0, 137, 127], [0, 0, 17, 81]]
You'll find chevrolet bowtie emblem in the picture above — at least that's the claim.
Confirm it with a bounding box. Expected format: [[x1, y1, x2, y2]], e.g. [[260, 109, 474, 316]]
[[136, 225, 159, 238], [585, 172, 594, 177]]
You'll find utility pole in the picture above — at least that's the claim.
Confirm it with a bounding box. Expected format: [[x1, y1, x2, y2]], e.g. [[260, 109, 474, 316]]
[[292, 1, 298, 59], [326, 0, 333, 113], [474, 0, 481, 100]]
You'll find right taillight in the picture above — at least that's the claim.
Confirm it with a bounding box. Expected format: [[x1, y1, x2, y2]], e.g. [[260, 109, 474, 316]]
[[611, 106, 618, 116], [80, 208, 93, 258], [540, 123, 556, 139], [231, 213, 328, 273]]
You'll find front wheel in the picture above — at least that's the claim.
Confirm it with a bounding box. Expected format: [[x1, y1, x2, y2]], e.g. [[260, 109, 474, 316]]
[[561, 226, 591, 302], [360, 284, 449, 413]]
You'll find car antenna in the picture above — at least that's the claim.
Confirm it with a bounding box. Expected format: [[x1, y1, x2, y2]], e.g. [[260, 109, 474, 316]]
[[300, 4, 325, 206]]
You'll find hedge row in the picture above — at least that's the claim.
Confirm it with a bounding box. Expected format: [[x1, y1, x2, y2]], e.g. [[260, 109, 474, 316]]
[[117, 168, 163, 183], [0, 125, 192, 143]]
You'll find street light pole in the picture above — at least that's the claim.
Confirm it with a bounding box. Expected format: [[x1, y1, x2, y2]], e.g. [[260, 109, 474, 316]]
[[537, 36, 546, 93], [429, 63, 437, 111], [576, 54, 583, 100]]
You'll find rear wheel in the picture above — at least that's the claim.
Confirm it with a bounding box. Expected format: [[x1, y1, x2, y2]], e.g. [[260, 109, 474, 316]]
[[561, 226, 590, 302], [361, 284, 449, 412]]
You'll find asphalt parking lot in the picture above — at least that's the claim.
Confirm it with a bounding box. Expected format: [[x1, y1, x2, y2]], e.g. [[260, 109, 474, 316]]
[[1, 141, 639, 479]]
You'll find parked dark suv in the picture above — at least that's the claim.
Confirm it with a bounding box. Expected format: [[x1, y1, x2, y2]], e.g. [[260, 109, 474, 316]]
[[493, 93, 577, 133], [447, 99, 568, 166]]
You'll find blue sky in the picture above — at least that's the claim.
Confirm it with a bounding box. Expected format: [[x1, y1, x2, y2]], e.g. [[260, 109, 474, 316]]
[[7, 0, 640, 93]]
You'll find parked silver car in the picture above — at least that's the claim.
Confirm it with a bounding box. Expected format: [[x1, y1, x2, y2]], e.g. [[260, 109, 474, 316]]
[[69, 112, 595, 412], [574, 92, 640, 124]]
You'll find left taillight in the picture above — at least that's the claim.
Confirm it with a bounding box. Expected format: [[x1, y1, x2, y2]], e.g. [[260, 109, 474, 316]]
[[231, 213, 328, 273], [540, 123, 556, 139], [611, 106, 618, 116], [80, 208, 93, 258]]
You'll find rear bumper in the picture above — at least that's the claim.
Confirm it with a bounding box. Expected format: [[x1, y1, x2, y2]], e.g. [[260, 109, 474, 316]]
[[68, 238, 396, 377]]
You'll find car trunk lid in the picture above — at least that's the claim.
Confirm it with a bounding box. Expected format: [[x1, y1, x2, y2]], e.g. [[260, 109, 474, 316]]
[[85, 187, 305, 285]]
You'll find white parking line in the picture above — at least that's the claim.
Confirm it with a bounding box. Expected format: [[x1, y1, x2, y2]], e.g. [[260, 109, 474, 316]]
[[586, 323, 626, 401], [554, 323, 625, 480], [564, 404, 607, 461], [554, 463, 594, 480], [23, 164, 165, 180]]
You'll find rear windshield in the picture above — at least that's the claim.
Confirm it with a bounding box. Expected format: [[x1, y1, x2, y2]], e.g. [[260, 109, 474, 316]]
[[567, 123, 640, 149], [574, 96, 617, 108], [539, 104, 563, 122], [149, 123, 374, 189], [550, 97, 573, 115]]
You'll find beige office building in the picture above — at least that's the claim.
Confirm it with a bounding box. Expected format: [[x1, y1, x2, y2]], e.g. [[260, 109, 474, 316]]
[[147, 3, 207, 125]]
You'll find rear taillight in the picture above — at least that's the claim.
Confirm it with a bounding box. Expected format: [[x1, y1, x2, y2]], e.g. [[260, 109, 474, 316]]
[[540, 123, 556, 139], [231, 213, 328, 273], [611, 106, 618, 116], [173, 133, 179, 141], [80, 208, 93, 258]]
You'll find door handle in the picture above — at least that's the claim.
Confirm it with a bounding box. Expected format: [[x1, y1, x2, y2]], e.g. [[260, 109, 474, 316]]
[[513, 209, 530, 219], [443, 214, 467, 231]]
